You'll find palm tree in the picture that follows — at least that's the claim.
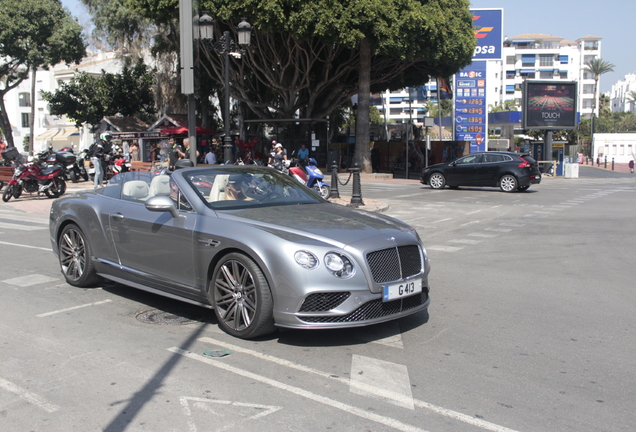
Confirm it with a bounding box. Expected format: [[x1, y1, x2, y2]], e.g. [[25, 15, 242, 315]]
[[584, 58, 615, 123]]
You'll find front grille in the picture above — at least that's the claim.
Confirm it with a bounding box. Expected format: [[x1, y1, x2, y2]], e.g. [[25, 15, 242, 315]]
[[299, 292, 351, 312], [366, 245, 422, 284], [299, 291, 427, 323]]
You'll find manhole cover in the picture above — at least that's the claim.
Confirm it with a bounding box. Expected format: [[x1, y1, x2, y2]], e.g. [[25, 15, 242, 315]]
[[135, 309, 198, 325]]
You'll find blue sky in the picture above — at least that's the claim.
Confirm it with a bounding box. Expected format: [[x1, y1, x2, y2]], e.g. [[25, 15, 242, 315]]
[[62, 0, 633, 92], [470, 0, 636, 92]]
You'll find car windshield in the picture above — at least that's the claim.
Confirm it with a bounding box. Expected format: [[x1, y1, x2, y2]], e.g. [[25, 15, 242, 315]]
[[184, 166, 326, 209]]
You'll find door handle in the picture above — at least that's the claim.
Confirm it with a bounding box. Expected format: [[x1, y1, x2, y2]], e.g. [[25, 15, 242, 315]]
[[111, 213, 124, 221]]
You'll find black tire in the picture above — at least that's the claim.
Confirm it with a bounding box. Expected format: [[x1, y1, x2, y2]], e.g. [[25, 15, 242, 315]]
[[209, 252, 275, 339], [0, 181, 4, 191], [58, 224, 101, 287], [499, 174, 518, 192], [314, 184, 331, 199], [13, 184, 22, 199], [45, 178, 66, 198], [82, 170, 89, 182], [69, 170, 78, 183], [517, 185, 530, 192], [2, 184, 14, 202], [428, 172, 446, 189]]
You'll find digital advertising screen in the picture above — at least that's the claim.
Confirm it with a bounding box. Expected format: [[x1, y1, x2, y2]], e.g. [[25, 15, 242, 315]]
[[523, 81, 578, 129]]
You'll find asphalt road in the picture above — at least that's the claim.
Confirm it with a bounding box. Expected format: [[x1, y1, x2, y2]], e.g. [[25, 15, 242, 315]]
[[1, 166, 635, 432]]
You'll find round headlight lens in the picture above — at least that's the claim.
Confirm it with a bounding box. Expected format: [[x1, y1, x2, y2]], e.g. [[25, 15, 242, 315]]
[[294, 250, 318, 269], [324, 253, 355, 278]]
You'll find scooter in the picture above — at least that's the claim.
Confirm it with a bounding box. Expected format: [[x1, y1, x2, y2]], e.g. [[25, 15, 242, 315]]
[[289, 157, 330, 199]]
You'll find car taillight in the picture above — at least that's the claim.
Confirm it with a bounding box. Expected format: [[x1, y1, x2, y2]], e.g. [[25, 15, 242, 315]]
[[518, 160, 530, 168]]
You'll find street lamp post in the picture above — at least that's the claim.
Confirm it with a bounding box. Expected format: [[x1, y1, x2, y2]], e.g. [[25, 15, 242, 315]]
[[198, 14, 251, 164]]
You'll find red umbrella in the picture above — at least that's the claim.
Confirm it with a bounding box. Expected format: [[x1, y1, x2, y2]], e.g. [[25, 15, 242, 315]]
[[160, 126, 216, 135]]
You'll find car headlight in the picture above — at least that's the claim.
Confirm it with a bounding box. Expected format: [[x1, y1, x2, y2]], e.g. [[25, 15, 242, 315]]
[[324, 252, 355, 279], [294, 250, 319, 269]]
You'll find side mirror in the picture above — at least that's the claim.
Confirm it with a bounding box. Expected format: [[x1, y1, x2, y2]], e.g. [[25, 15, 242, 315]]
[[145, 195, 179, 218]]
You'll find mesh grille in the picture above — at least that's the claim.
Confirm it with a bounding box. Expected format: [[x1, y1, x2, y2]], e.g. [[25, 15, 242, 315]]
[[366, 245, 423, 283], [299, 291, 427, 323], [299, 292, 351, 312]]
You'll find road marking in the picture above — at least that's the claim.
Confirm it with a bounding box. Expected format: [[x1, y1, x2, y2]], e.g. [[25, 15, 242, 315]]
[[427, 245, 464, 252], [2, 274, 59, 287], [448, 239, 482, 245], [194, 338, 519, 432], [499, 223, 525, 227], [0, 240, 51, 252], [180, 396, 282, 432], [392, 193, 426, 199], [350, 354, 414, 409], [356, 321, 404, 348], [485, 227, 512, 233], [0, 376, 60, 413], [461, 220, 480, 226], [466, 210, 482, 215], [36, 299, 113, 317], [431, 218, 453, 224], [468, 233, 499, 238], [0, 221, 48, 231], [169, 347, 430, 432]]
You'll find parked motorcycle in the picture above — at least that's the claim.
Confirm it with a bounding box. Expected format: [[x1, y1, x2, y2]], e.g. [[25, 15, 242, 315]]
[[2, 153, 67, 202], [36, 148, 77, 182], [288, 157, 331, 199]]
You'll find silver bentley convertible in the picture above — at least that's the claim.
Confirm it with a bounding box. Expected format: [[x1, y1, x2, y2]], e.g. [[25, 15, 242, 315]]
[[49, 166, 430, 339]]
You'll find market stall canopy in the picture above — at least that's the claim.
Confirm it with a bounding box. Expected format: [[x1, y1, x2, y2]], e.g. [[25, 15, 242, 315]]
[[160, 126, 216, 135]]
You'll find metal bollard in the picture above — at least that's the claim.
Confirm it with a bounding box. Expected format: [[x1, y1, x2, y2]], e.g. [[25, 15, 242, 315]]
[[612, 158, 614, 171], [348, 163, 364, 207], [330, 161, 340, 199], [604, 156, 607, 169]]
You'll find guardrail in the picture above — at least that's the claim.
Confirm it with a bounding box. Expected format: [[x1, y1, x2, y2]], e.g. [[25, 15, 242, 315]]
[[536, 160, 557, 176]]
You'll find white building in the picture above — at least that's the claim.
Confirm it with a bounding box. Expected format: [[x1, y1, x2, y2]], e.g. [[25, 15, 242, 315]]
[[593, 133, 636, 163], [609, 73, 636, 114], [4, 50, 122, 153], [488, 33, 602, 119]]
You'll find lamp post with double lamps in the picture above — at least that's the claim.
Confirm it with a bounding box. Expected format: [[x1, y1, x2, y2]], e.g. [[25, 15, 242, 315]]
[[198, 13, 251, 164]]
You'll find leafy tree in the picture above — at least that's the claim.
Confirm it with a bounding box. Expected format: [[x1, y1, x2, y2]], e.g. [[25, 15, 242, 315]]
[[42, 60, 156, 130], [103, 0, 475, 171], [489, 100, 518, 113], [0, 0, 86, 148]]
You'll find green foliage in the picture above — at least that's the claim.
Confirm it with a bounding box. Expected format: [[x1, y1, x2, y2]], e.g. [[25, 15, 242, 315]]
[[489, 100, 518, 113], [42, 60, 157, 128], [0, 0, 86, 147], [425, 99, 452, 117]]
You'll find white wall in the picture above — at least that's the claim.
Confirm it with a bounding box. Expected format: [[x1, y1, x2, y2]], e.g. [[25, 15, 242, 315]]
[[593, 133, 636, 163]]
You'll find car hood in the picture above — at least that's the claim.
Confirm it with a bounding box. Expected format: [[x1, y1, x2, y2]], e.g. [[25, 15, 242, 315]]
[[217, 203, 417, 248]]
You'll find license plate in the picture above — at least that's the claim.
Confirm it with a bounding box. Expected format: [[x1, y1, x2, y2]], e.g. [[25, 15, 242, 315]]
[[383, 278, 421, 302]]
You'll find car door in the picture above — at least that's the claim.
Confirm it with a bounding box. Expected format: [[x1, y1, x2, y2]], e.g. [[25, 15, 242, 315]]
[[109, 176, 198, 294], [445, 154, 483, 186], [475, 153, 505, 186]]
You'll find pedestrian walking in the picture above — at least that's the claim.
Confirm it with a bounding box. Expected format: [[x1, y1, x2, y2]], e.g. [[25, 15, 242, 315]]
[[629, 160, 634, 174], [88, 132, 108, 188]]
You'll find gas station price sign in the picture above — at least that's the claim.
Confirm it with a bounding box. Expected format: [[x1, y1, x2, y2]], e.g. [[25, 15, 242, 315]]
[[455, 61, 487, 151]]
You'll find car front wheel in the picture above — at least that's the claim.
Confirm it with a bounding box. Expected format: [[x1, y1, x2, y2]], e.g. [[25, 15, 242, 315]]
[[428, 172, 446, 189], [210, 253, 275, 339], [499, 174, 518, 192]]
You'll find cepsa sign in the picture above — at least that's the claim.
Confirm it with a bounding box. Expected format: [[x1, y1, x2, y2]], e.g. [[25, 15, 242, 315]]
[[470, 9, 503, 60]]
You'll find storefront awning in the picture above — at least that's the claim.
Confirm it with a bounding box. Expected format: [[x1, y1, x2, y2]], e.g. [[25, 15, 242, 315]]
[[36, 128, 60, 140], [52, 127, 80, 141]]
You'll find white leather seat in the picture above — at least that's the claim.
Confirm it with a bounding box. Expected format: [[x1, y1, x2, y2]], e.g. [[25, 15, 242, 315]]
[[149, 175, 170, 196], [123, 180, 149, 200], [208, 174, 228, 202]]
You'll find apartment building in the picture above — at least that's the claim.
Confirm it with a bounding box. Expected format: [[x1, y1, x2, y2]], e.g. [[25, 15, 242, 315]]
[[4, 51, 121, 152], [609, 73, 636, 114], [488, 33, 602, 118]]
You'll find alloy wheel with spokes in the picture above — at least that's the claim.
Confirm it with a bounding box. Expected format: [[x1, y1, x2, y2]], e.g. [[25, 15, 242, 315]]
[[210, 253, 274, 339], [429, 172, 446, 189], [59, 224, 100, 287], [499, 174, 518, 192]]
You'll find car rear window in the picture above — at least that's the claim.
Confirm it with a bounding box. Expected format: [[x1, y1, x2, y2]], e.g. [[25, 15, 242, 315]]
[[520, 155, 537, 164]]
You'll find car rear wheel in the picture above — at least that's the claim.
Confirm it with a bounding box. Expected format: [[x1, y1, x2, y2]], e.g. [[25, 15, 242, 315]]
[[210, 253, 275, 339], [428, 172, 446, 189], [499, 174, 518, 192], [59, 224, 101, 287]]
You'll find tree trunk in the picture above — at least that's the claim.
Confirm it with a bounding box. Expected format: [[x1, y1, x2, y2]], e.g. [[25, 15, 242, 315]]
[[355, 37, 372, 173], [29, 66, 37, 153], [0, 95, 15, 148]]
